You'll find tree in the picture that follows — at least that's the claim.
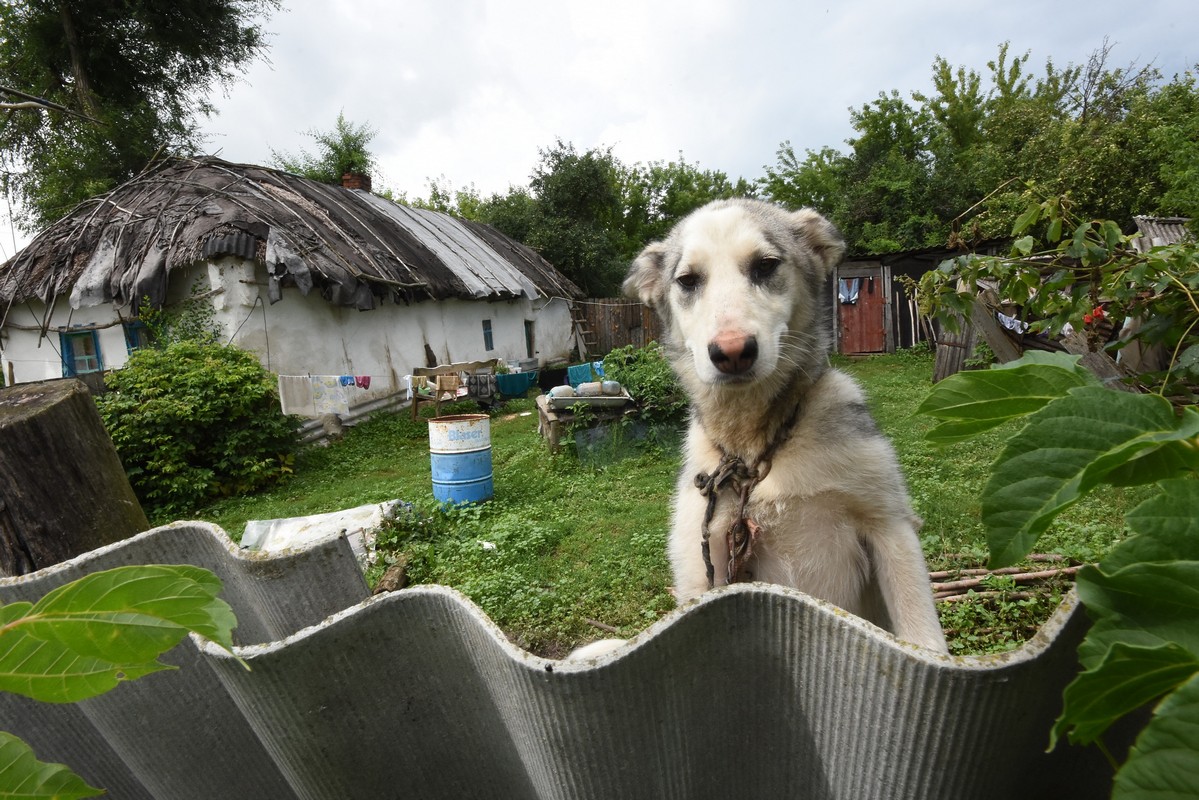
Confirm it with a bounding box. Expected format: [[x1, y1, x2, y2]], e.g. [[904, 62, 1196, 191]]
[[0, 0, 279, 230], [761, 42, 1196, 255], [270, 111, 380, 185], [620, 154, 756, 247]]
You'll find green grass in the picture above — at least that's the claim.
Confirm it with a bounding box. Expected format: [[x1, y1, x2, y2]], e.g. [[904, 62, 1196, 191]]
[[195, 347, 1139, 658]]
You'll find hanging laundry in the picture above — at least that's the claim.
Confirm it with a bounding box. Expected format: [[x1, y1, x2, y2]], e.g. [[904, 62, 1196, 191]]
[[338, 375, 355, 387], [838, 278, 861, 305], [355, 375, 371, 390], [278, 375, 316, 417], [313, 376, 350, 416]]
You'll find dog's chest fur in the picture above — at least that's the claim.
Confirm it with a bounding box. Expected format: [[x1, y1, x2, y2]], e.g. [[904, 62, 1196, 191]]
[[669, 369, 908, 617]]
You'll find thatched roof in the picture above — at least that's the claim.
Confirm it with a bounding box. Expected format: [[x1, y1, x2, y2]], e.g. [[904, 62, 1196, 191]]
[[0, 156, 581, 312]]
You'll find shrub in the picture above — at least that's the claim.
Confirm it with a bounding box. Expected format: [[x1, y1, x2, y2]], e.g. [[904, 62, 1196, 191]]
[[603, 341, 688, 424], [96, 340, 299, 521]]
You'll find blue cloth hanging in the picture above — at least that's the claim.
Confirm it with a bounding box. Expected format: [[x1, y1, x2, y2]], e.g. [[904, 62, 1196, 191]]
[[567, 363, 594, 388]]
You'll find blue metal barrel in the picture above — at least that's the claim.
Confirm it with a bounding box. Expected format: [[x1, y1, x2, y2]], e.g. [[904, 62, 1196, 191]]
[[428, 414, 493, 504]]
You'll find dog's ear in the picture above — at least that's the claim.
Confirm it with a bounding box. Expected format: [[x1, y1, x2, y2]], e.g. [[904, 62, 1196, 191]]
[[623, 241, 677, 307], [790, 208, 846, 277]]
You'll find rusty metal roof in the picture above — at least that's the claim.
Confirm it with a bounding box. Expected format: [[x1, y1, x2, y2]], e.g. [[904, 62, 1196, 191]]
[[0, 156, 581, 312]]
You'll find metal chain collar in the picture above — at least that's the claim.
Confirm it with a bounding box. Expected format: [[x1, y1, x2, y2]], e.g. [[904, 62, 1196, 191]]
[[692, 398, 802, 589]]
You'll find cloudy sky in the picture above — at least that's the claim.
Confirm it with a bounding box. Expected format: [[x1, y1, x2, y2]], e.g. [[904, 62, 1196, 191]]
[[1, 0, 1195, 259]]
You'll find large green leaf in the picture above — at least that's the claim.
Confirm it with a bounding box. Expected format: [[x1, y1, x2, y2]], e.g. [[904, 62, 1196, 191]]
[[0, 565, 237, 704], [916, 352, 1094, 444], [1052, 642, 1199, 748], [0, 732, 102, 799], [982, 389, 1199, 567], [1105, 479, 1199, 571], [1076, 560, 1199, 668], [1113, 671, 1199, 800]]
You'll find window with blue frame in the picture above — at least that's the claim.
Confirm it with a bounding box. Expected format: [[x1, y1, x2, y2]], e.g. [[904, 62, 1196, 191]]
[[123, 321, 153, 354], [60, 330, 104, 377], [482, 319, 494, 351]]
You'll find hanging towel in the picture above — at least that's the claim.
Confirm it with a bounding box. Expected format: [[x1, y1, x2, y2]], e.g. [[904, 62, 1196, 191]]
[[278, 375, 317, 417], [467, 373, 497, 401], [313, 376, 350, 416], [567, 363, 593, 388], [355, 375, 371, 390]]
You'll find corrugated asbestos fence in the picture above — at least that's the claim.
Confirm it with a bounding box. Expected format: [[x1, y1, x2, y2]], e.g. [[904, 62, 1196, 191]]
[[1, 523, 1120, 799], [574, 299, 663, 356]]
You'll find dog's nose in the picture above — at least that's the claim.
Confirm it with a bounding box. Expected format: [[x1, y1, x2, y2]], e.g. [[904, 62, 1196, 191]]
[[708, 332, 758, 375]]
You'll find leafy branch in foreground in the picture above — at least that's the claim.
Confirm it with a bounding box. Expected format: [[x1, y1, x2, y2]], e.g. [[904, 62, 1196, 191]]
[[919, 352, 1199, 797], [0, 564, 240, 798], [917, 188, 1199, 399]]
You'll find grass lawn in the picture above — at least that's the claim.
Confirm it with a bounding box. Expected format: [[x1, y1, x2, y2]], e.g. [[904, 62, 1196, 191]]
[[196, 346, 1142, 658]]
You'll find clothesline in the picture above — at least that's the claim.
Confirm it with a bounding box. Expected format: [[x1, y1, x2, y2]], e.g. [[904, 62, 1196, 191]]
[[278, 374, 374, 418]]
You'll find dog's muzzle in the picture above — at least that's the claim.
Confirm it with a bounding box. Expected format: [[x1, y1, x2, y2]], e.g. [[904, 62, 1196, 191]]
[[707, 332, 758, 376]]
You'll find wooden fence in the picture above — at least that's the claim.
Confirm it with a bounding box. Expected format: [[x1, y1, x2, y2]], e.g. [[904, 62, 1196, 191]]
[[574, 299, 663, 356]]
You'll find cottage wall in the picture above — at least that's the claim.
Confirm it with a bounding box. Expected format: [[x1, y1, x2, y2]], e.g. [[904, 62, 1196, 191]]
[[1, 257, 574, 400]]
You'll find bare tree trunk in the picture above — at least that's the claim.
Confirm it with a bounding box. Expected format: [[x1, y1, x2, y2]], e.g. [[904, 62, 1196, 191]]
[[0, 379, 148, 576], [59, 4, 103, 121]]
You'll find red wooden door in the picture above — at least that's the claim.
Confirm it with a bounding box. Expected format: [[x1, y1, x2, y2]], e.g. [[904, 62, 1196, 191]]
[[839, 275, 887, 354]]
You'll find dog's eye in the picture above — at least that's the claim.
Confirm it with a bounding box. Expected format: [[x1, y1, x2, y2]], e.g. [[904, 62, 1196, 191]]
[[751, 257, 782, 283], [675, 273, 700, 291]]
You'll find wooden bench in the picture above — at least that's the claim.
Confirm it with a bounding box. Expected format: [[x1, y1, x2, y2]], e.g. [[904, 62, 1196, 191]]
[[409, 360, 499, 420]]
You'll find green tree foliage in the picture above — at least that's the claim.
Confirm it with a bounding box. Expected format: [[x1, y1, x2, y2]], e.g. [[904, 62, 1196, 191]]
[[0, 0, 279, 230], [761, 41, 1199, 254], [918, 193, 1199, 398], [95, 341, 299, 521], [270, 110, 379, 185], [469, 142, 753, 297]]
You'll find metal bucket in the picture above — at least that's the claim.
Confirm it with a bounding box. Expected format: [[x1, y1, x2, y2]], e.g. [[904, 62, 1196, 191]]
[[428, 414, 493, 504]]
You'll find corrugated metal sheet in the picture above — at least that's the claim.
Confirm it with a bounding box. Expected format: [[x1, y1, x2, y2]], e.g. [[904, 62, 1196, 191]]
[[1133, 215, 1192, 251], [0, 522, 1124, 799], [0, 157, 581, 313]]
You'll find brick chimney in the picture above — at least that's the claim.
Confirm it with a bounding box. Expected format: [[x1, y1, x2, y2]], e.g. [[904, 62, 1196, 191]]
[[341, 172, 372, 192]]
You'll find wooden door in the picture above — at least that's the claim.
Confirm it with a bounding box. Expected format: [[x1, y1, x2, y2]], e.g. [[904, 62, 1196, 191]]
[[838, 272, 888, 354]]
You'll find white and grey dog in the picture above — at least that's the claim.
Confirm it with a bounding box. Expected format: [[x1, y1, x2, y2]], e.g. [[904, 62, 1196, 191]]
[[620, 198, 947, 653]]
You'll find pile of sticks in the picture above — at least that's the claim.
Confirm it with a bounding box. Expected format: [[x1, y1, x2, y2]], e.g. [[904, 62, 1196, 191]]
[[931, 554, 1082, 603]]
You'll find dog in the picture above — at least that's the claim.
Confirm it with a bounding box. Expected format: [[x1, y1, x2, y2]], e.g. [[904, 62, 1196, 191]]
[[614, 198, 947, 654]]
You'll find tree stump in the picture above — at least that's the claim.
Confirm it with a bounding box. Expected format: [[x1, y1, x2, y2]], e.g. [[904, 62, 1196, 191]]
[[0, 379, 149, 576]]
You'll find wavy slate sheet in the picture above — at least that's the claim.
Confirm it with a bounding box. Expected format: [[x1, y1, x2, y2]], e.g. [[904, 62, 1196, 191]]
[[3, 523, 1112, 799], [0, 522, 368, 799]]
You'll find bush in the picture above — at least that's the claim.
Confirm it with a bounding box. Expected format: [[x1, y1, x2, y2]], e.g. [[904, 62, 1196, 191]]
[[96, 341, 299, 521], [603, 342, 688, 424]]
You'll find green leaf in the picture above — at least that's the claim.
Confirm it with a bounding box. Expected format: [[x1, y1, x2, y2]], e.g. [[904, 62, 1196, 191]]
[[0, 565, 238, 704], [983, 389, 1199, 567], [1013, 235, 1036, 256], [1047, 216, 1063, 243], [1104, 439, 1199, 488], [0, 732, 103, 799], [1113, 671, 1199, 800], [1076, 560, 1199, 668], [1052, 642, 1199, 748], [1111, 479, 1199, 570], [916, 352, 1095, 444], [1012, 203, 1042, 235]]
